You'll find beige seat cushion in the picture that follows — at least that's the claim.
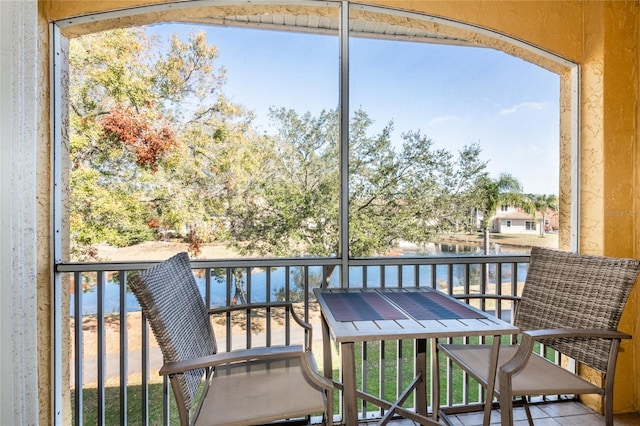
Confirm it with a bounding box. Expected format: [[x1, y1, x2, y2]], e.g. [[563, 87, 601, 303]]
[[440, 344, 602, 396], [196, 358, 326, 426]]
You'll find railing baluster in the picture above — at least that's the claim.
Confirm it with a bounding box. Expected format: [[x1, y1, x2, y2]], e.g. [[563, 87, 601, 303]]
[[446, 340, 453, 408], [395, 340, 402, 406], [496, 263, 503, 319], [205, 267, 211, 309], [141, 312, 149, 426], [361, 341, 368, 418], [512, 261, 519, 327], [463, 354, 470, 406], [266, 266, 272, 347], [119, 270, 128, 426], [380, 340, 386, 418], [303, 266, 309, 322], [285, 266, 291, 346], [246, 267, 252, 349], [224, 269, 232, 351], [430, 264, 436, 289], [97, 271, 105, 426], [73, 271, 83, 426], [162, 374, 170, 426]]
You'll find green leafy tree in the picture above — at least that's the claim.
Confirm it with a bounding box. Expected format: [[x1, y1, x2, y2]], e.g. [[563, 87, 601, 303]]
[[225, 107, 488, 262], [69, 28, 250, 259], [473, 173, 526, 254], [349, 119, 487, 256], [526, 193, 559, 237], [225, 108, 340, 257], [398, 134, 487, 243]]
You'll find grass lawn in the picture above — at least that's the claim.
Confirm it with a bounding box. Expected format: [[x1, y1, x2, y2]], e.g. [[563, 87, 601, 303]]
[[72, 380, 180, 425], [440, 232, 559, 250]]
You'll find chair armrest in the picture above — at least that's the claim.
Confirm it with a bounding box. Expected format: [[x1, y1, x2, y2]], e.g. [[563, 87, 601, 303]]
[[160, 345, 305, 376], [500, 328, 630, 378], [525, 328, 631, 341], [209, 301, 302, 318], [160, 345, 334, 393], [301, 351, 334, 391], [209, 302, 315, 351]]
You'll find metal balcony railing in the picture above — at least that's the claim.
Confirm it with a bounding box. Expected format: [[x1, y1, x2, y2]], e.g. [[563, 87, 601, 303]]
[[56, 254, 532, 425]]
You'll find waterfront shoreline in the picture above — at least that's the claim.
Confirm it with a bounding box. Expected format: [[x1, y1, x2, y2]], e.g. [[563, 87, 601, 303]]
[[91, 232, 558, 262], [436, 232, 559, 250]]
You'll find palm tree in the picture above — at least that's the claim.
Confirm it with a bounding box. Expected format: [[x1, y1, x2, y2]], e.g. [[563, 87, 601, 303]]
[[526, 193, 559, 237], [474, 173, 526, 254]]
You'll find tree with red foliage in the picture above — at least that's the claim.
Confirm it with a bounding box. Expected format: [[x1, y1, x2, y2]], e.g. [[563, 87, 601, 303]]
[[101, 104, 177, 171]]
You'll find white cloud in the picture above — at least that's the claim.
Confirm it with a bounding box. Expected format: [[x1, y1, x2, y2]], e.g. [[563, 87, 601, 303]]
[[499, 101, 548, 115], [430, 115, 460, 124]]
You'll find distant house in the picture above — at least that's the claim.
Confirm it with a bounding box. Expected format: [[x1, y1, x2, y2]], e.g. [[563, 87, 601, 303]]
[[493, 209, 540, 234], [474, 204, 558, 234]]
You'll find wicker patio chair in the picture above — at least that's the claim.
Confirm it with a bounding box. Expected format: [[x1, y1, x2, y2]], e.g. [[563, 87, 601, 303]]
[[436, 247, 640, 426], [129, 252, 333, 426]]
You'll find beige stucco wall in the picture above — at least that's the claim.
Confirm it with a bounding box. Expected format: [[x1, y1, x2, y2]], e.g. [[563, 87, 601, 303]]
[[38, 0, 640, 422]]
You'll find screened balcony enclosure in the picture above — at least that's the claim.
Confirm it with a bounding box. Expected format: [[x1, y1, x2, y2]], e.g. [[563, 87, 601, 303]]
[[52, 1, 579, 425], [9, 0, 640, 425]]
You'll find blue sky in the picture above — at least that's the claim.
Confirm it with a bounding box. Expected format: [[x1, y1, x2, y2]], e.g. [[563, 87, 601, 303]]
[[150, 23, 560, 195]]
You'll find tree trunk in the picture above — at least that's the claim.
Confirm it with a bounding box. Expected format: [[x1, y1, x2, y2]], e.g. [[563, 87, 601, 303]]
[[323, 265, 336, 287], [233, 269, 247, 304], [483, 227, 490, 255], [483, 227, 490, 294]]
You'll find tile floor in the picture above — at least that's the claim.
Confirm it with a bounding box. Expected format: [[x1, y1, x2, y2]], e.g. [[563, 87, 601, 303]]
[[361, 401, 640, 425]]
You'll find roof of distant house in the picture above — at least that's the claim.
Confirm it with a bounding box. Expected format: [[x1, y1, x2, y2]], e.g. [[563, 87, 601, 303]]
[[496, 211, 541, 220]]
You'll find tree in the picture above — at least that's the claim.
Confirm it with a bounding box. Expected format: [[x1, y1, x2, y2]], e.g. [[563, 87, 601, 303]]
[[527, 193, 558, 237], [350, 123, 487, 255], [225, 107, 488, 260], [399, 135, 487, 239], [69, 28, 252, 259], [224, 108, 340, 257], [473, 173, 526, 254]]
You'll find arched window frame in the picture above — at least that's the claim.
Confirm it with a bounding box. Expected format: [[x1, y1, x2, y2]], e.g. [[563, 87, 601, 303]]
[[52, 0, 580, 262]]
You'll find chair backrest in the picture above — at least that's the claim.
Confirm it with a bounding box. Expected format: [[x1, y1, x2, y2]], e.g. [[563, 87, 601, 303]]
[[515, 247, 640, 373], [129, 252, 216, 411]]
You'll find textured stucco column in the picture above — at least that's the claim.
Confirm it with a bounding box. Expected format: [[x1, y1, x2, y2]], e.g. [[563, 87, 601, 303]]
[[0, 0, 41, 424], [601, 2, 639, 414], [579, 0, 639, 414]]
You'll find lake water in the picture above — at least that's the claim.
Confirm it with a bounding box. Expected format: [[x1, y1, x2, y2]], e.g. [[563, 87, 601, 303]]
[[71, 242, 531, 316]]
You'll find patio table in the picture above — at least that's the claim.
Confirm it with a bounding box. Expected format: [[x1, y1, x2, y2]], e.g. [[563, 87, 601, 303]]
[[314, 287, 519, 425]]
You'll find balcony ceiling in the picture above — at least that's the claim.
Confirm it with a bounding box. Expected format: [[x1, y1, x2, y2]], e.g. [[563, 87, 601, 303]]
[[57, 2, 477, 48], [184, 12, 474, 47]]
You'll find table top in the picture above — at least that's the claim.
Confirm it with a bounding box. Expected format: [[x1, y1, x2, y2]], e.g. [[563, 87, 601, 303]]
[[314, 287, 519, 342]]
